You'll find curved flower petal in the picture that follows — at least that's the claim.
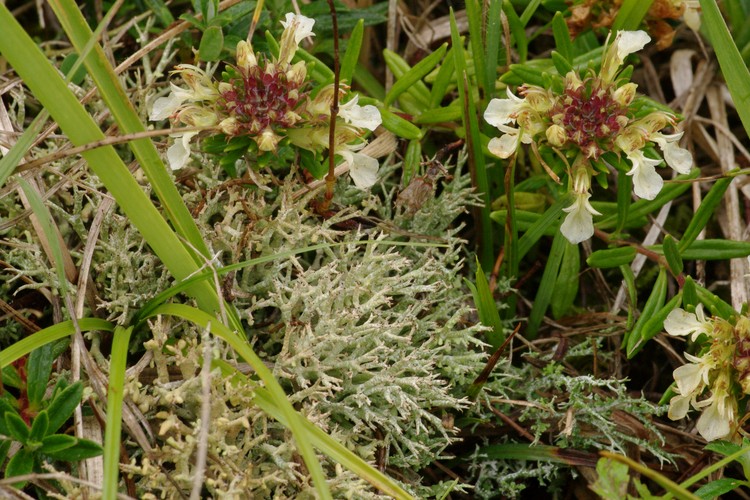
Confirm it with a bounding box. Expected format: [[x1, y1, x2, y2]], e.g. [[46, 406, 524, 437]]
[[560, 192, 598, 244], [339, 95, 382, 131], [340, 149, 379, 189], [281, 13, 316, 44], [664, 306, 712, 340], [653, 133, 692, 174], [484, 92, 524, 128], [166, 131, 198, 170], [696, 397, 732, 441], [668, 393, 691, 420], [672, 362, 705, 396], [487, 133, 519, 159], [626, 150, 663, 200], [616, 31, 651, 63]]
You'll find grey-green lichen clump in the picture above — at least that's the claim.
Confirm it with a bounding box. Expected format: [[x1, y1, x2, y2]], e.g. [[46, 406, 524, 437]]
[[114, 155, 495, 497]]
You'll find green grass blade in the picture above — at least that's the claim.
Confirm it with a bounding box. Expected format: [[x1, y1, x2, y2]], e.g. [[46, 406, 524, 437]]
[[466, 258, 506, 349], [626, 267, 667, 357], [144, 303, 332, 499], [103, 326, 133, 500], [340, 19, 364, 84], [17, 178, 68, 296], [384, 43, 447, 107], [679, 176, 731, 251], [526, 230, 567, 338], [48, 0, 212, 262], [0, 319, 115, 368], [552, 11, 574, 62], [0, 5, 222, 313], [613, 0, 655, 31], [700, 0, 750, 137], [465, 0, 487, 104], [484, 0, 503, 101], [450, 9, 494, 270]]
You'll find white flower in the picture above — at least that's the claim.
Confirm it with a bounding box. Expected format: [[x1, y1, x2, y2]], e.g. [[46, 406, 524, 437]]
[[150, 83, 193, 121], [664, 305, 712, 341], [560, 191, 601, 244], [625, 149, 663, 200], [484, 88, 525, 127], [166, 131, 198, 170], [601, 30, 651, 82], [278, 13, 315, 66], [695, 391, 735, 441], [339, 95, 382, 131], [339, 146, 379, 189], [487, 126, 531, 159], [683, 1, 701, 31], [652, 132, 692, 174]]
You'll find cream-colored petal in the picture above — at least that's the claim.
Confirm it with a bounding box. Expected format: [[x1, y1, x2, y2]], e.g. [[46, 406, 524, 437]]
[[487, 133, 519, 159], [626, 150, 663, 200], [668, 393, 691, 420], [673, 362, 705, 396], [616, 31, 651, 62], [341, 150, 379, 189], [484, 96, 522, 128], [662, 140, 693, 174], [166, 131, 198, 170], [560, 194, 595, 244], [339, 95, 382, 131], [150, 90, 188, 121], [664, 308, 711, 340], [281, 13, 316, 44], [696, 399, 732, 441]]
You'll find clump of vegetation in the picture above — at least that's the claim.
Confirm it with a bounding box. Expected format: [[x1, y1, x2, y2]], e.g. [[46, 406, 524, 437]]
[[4, 0, 750, 498]]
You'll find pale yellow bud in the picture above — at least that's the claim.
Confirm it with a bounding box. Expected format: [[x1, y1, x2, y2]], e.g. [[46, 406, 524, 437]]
[[613, 83, 638, 106], [236, 40, 257, 71], [546, 124, 567, 147], [256, 128, 282, 151]]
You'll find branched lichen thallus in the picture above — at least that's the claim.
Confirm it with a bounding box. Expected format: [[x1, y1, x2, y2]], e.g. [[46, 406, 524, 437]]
[[483, 30, 693, 244]]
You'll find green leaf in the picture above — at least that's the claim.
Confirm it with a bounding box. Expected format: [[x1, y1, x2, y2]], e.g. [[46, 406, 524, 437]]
[[653, 239, 750, 260], [551, 50, 573, 76], [29, 411, 49, 444], [414, 105, 463, 124], [5, 412, 30, 444], [0, 398, 17, 436], [43, 438, 103, 461], [5, 447, 34, 488], [353, 63, 385, 101], [199, 24, 224, 61], [527, 230, 567, 338], [683, 275, 698, 308], [694, 478, 748, 499], [613, 0, 655, 31], [0, 439, 10, 465], [700, 0, 750, 138], [696, 283, 738, 319], [429, 46, 455, 108], [340, 19, 364, 84], [663, 235, 683, 276], [40, 433, 77, 454], [484, 0, 503, 101], [385, 44, 448, 107], [46, 381, 83, 434], [638, 292, 683, 352], [551, 241, 580, 319], [626, 267, 668, 357], [502, 0, 528, 62], [551, 11, 574, 62], [379, 108, 423, 140], [402, 139, 421, 185], [466, 259, 506, 350], [26, 343, 54, 410], [382, 49, 431, 108], [679, 176, 732, 250], [143, 0, 174, 26], [517, 198, 567, 259], [59, 53, 87, 85], [103, 326, 132, 499], [587, 246, 637, 269], [705, 440, 750, 480]]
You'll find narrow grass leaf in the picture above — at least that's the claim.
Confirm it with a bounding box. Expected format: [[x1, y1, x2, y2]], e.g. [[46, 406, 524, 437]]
[[696, 283, 738, 319], [627, 267, 668, 357], [382, 49, 433, 107], [402, 138, 421, 185], [613, 0, 655, 31], [466, 259, 506, 349], [552, 11, 574, 62], [700, 0, 750, 136], [484, 0, 503, 101], [587, 246, 637, 269], [340, 19, 364, 84], [429, 46, 455, 108], [551, 241, 580, 319], [526, 230, 566, 338], [384, 44, 447, 107], [379, 108, 423, 139], [502, 0, 528, 62], [465, 0, 486, 104], [103, 326, 132, 500], [414, 106, 463, 124], [517, 198, 567, 259], [663, 235, 683, 276], [679, 176, 731, 250], [653, 239, 750, 260], [0, 319, 114, 368]]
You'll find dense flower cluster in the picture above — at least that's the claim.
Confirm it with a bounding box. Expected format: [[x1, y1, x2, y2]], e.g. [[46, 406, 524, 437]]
[[664, 306, 750, 441], [484, 31, 692, 244], [150, 13, 382, 188]]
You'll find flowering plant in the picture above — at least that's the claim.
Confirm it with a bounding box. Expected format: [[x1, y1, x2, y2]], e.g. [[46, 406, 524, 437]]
[[150, 13, 382, 188], [484, 30, 693, 244], [663, 305, 750, 442]]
